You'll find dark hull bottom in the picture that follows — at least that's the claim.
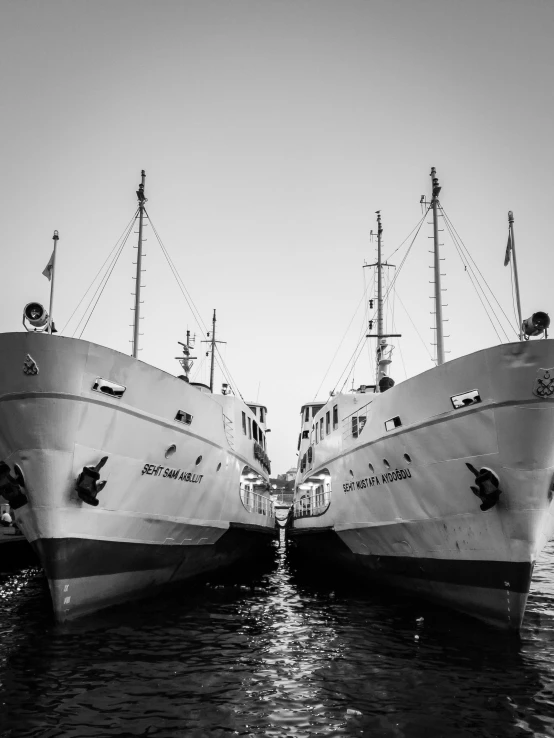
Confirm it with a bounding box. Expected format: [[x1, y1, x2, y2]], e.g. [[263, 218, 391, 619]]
[[33, 523, 277, 622], [287, 528, 533, 631]]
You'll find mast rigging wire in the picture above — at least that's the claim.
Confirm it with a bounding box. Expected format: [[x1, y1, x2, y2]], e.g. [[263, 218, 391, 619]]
[[146, 211, 244, 400], [62, 210, 139, 335], [441, 206, 517, 340]]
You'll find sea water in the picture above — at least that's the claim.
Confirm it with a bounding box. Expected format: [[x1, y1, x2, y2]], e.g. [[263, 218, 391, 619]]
[[0, 534, 553, 737]]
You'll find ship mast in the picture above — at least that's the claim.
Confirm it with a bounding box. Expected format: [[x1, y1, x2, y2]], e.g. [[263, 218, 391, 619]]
[[132, 170, 146, 359], [430, 167, 445, 365], [209, 309, 216, 392], [365, 211, 400, 391], [202, 309, 226, 393], [508, 211, 523, 341]]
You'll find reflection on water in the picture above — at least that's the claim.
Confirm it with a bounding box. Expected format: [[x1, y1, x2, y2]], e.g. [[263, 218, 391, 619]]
[[0, 535, 553, 736]]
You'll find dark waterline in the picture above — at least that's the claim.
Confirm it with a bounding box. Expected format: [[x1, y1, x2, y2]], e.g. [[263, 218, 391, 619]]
[[0, 535, 553, 737]]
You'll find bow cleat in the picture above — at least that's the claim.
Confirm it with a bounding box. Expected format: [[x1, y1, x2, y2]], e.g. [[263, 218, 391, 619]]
[[76, 457, 108, 507], [0, 461, 28, 509], [466, 463, 503, 511]]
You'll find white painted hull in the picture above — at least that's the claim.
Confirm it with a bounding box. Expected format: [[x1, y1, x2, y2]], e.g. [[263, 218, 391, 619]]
[[289, 340, 554, 630], [0, 332, 276, 621]]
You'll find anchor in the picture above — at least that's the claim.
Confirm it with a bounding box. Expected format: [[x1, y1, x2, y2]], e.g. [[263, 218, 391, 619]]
[[0, 461, 28, 509], [466, 463, 503, 511], [76, 457, 108, 507]]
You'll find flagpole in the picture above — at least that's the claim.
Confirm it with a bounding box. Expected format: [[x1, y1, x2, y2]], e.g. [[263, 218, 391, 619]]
[[508, 211, 523, 341], [48, 230, 59, 334]]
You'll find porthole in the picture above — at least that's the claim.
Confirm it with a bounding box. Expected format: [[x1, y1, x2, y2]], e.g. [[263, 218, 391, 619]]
[[216, 462, 222, 471], [349, 469, 354, 477], [404, 453, 412, 463], [165, 444, 177, 459], [383, 459, 390, 469], [195, 456, 202, 465], [368, 463, 374, 473]]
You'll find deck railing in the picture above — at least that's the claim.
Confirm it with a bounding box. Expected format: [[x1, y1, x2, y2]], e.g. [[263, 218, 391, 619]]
[[240, 486, 275, 517], [293, 486, 331, 518]]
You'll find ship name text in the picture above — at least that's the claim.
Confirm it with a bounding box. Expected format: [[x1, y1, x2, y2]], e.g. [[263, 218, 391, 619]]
[[141, 464, 204, 484], [343, 467, 411, 492]]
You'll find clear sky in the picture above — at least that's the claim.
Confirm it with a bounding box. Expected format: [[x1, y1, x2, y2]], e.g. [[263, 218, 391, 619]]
[[2, 0, 554, 473]]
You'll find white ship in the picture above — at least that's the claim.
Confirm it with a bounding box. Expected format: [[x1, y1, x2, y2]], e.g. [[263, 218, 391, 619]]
[[287, 169, 554, 631], [0, 172, 276, 622]]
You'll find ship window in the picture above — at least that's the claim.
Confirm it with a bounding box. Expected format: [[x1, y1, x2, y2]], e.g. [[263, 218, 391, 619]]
[[308, 446, 313, 463], [217, 462, 222, 471], [253, 421, 259, 442], [451, 389, 481, 409], [385, 416, 402, 432], [302, 430, 309, 439], [320, 417, 324, 440], [175, 410, 193, 425], [368, 463, 374, 473], [248, 417, 252, 439], [242, 411, 247, 435], [383, 459, 390, 469], [326, 411, 330, 434], [260, 408, 265, 423], [297, 434, 301, 451], [165, 444, 177, 459], [249, 406, 257, 416], [404, 453, 412, 463], [195, 456, 202, 465], [92, 378, 126, 399], [352, 416, 367, 438], [315, 424, 319, 444], [333, 405, 338, 429], [305, 407, 310, 422]]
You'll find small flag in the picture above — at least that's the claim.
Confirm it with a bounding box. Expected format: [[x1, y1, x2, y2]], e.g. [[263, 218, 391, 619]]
[[504, 232, 512, 267], [42, 251, 54, 280]]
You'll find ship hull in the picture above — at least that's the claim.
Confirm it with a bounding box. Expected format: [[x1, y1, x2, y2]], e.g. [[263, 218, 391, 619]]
[[288, 528, 532, 629], [289, 340, 554, 630], [34, 524, 275, 621], [0, 332, 276, 621]]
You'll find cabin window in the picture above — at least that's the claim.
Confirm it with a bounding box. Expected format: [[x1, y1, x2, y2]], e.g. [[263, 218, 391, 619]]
[[385, 416, 402, 432], [305, 407, 310, 422], [175, 410, 193, 425], [260, 408, 265, 423], [308, 446, 313, 463], [253, 421, 259, 442], [260, 432, 264, 449], [248, 417, 252, 439], [242, 411, 247, 435], [326, 411, 330, 434], [451, 389, 481, 409], [333, 405, 338, 429], [302, 430, 309, 439], [352, 417, 358, 438], [315, 424, 319, 444], [320, 417, 324, 440], [249, 406, 257, 417], [297, 434, 301, 451], [92, 378, 126, 399]]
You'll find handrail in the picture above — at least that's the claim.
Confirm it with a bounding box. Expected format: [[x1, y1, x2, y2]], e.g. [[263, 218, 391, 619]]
[[239, 485, 275, 517], [293, 486, 331, 519]]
